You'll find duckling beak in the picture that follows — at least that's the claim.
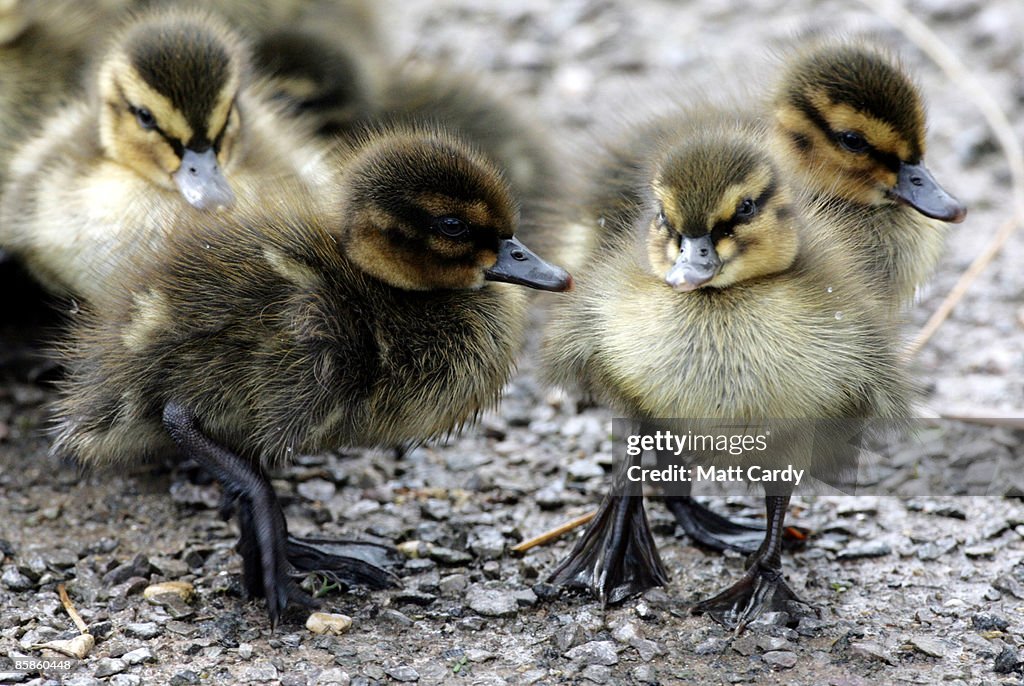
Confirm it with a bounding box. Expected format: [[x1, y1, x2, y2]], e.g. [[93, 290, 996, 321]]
[[889, 162, 967, 223], [665, 234, 721, 292], [484, 237, 573, 292], [173, 148, 236, 211]]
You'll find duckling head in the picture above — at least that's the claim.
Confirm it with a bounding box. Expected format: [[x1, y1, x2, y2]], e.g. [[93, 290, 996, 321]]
[[773, 43, 966, 223], [97, 10, 244, 210], [646, 131, 799, 292], [335, 129, 572, 292]]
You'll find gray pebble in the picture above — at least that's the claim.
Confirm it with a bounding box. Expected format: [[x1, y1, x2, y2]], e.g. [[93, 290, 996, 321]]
[[108, 676, 141, 686], [579, 664, 612, 684], [918, 538, 958, 561], [762, 650, 798, 669], [849, 640, 894, 665], [438, 573, 469, 596], [122, 647, 156, 665], [62, 678, 103, 686], [94, 657, 127, 678], [124, 622, 161, 639], [384, 666, 419, 682], [994, 647, 1021, 674], [468, 527, 506, 559], [694, 637, 728, 655], [427, 546, 473, 566], [836, 540, 891, 559], [169, 670, 200, 686], [565, 640, 619, 666], [459, 616, 485, 631], [632, 664, 658, 684], [1, 567, 33, 591], [243, 662, 279, 682], [972, 612, 1010, 631], [910, 636, 947, 658], [554, 623, 586, 652], [315, 667, 350, 685], [465, 585, 518, 617], [513, 588, 538, 607]]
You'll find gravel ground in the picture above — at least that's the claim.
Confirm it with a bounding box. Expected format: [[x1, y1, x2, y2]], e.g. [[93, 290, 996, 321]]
[[2, 0, 1024, 685]]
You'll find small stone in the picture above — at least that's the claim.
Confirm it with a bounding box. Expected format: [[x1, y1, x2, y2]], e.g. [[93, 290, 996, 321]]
[[994, 647, 1021, 674], [837, 541, 891, 559], [513, 588, 538, 607], [694, 637, 728, 655], [380, 609, 414, 627], [122, 647, 156, 665], [459, 616, 485, 631], [910, 636, 946, 658], [169, 671, 200, 686], [124, 622, 161, 639], [731, 634, 760, 657], [306, 612, 352, 635], [62, 678, 103, 686], [384, 666, 419, 682], [633, 639, 662, 662], [964, 545, 996, 558], [244, 662, 279, 682], [465, 585, 518, 617], [109, 676, 142, 686], [565, 640, 619, 666], [394, 590, 436, 606], [238, 643, 254, 659], [632, 665, 658, 684], [297, 478, 336, 502], [2, 566, 33, 591], [850, 640, 894, 665], [580, 664, 612, 683], [438, 573, 469, 596], [428, 545, 473, 566], [762, 651, 798, 669], [554, 623, 585, 652], [917, 538, 958, 561], [0, 673, 27, 684], [103, 555, 151, 585], [143, 580, 194, 603], [468, 527, 506, 559], [466, 649, 495, 662], [315, 668, 350, 685], [94, 657, 127, 678], [972, 613, 1010, 631]]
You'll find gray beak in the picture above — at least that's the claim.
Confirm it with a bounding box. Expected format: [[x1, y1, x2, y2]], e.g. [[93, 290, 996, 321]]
[[665, 234, 721, 292], [889, 161, 966, 223], [484, 237, 573, 292], [173, 148, 235, 211]]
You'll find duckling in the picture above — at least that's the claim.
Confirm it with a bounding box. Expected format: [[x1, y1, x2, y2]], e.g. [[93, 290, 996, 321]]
[[0, 0, 129, 188], [770, 38, 967, 311], [542, 115, 910, 629], [368, 63, 564, 260], [140, 0, 384, 136], [0, 8, 331, 305], [51, 127, 572, 625]]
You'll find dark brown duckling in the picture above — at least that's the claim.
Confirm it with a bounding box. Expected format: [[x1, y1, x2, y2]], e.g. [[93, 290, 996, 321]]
[[52, 126, 570, 626]]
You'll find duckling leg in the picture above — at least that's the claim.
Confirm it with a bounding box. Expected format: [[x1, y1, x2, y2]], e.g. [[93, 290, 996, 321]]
[[547, 455, 669, 604], [690, 493, 805, 632], [162, 402, 400, 627]]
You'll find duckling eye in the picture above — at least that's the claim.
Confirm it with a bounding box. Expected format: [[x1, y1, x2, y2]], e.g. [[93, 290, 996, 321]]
[[133, 107, 157, 131], [735, 197, 758, 221], [837, 131, 869, 153], [433, 216, 470, 239]]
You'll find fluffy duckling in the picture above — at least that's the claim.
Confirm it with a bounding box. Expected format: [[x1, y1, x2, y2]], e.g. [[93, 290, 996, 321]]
[[0, 8, 330, 304], [142, 0, 383, 136], [0, 0, 130, 188], [368, 64, 564, 261], [771, 39, 966, 310], [542, 116, 909, 629], [52, 127, 571, 625]]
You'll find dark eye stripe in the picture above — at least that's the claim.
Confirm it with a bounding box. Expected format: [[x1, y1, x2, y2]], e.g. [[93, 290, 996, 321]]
[[792, 95, 903, 171]]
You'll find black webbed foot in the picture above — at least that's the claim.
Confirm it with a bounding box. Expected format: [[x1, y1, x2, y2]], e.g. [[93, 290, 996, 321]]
[[663, 495, 767, 554], [548, 493, 669, 605], [663, 495, 809, 555], [690, 559, 804, 632], [162, 401, 399, 627], [690, 494, 810, 633], [286, 535, 401, 590]]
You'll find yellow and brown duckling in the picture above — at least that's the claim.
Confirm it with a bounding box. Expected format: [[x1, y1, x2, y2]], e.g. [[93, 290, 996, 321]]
[[0, 0, 131, 189], [542, 115, 910, 629], [0, 8, 331, 304], [52, 126, 571, 625], [771, 39, 967, 311]]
